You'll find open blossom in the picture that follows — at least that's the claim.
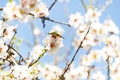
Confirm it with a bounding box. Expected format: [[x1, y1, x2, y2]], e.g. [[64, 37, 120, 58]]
[[0, 40, 8, 59], [90, 21, 105, 36], [100, 35, 120, 58], [43, 26, 64, 54], [30, 44, 44, 60], [89, 50, 102, 62], [104, 35, 120, 48], [42, 64, 62, 80], [100, 45, 119, 61], [80, 55, 93, 66], [0, 25, 17, 42], [21, 0, 49, 18], [2, 0, 49, 21], [20, 0, 38, 7], [10, 64, 42, 80], [28, 65, 42, 79], [11, 65, 30, 80], [103, 18, 119, 34], [110, 58, 120, 80], [2, 1, 23, 20], [85, 8, 101, 22], [65, 66, 88, 80], [69, 12, 84, 28], [33, 2, 49, 18], [72, 37, 80, 49], [91, 71, 106, 80]]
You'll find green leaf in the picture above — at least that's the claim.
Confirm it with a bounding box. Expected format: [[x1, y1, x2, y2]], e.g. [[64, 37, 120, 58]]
[[9, 0, 13, 3], [18, 39, 22, 44], [13, 36, 17, 40]]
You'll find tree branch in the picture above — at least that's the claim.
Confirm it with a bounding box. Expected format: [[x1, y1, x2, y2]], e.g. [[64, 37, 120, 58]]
[[58, 27, 90, 80], [0, 7, 3, 11], [28, 13, 71, 28], [42, 17, 71, 27], [106, 56, 110, 80], [49, 0, 57, 11], [28, 49, 47, 67], [10, 46, 26, 64]]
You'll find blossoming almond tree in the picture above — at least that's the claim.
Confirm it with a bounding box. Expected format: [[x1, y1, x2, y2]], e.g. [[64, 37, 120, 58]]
[[0, 0, 120, 80]]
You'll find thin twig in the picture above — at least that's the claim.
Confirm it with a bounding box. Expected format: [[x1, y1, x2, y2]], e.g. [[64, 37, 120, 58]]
[[28, 49, 47, 67], [6, 30, 17, 60], [0, 7, 3, 11], [44, 17, 71, 27], [86, 46, 92, 55], [87, 68, 90, 80], [10, 56, 19, 65], [106, 56, 110, 80], [80, 0, 87, 11], [10, 46, 26, 64], [49, 0, 57, 11], [28, 13, 71, 27], [4, 29, 26, 64], [9, 30, 17, 46], [58, 27, 90, 80], [87, 65, 95, 80]]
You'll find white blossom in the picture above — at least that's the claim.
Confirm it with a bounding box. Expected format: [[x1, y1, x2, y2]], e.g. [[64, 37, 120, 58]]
[[103, 18, 119, 34], [91, 71, 106, 80], [30, 44, 44, 60], [0, 40, 8, 59], [85, 8, 101, 22], [69, 12, 84, 28], [43, 26, 64, 54]]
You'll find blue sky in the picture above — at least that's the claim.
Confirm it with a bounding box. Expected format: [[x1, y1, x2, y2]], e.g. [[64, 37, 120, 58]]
[[0, 0, 120, 70], [0, 0, 120, 80]]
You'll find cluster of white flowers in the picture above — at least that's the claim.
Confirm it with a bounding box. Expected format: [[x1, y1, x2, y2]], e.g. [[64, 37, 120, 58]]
[[69, 8, 119, 49], [0, 40, 8, 59], [0, 0, 120, 80], [43, 25, 64, 54], [0, 20, 17, 59], [0, 64, 42, 80], [91, 71, 106, 80], [2, 0, 49, 22], [65, 66, 88, 80], [30, 44, 44, 60], [0, 21, 17, 41], [68, 1, 120, 79]]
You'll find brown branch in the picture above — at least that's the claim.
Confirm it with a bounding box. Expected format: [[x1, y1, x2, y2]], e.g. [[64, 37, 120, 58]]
[[9, 30, 17, 46], [87, 68, 90, 80], [6, 30, 17, 60], [28, 49, 47, 67], [43, 17, 71, 27], [4, 29, 26, 64], [49, 0, 57, 11], [87, 65, 95, 80], [0, 7, 3, 11], [106, 56, 110, 80], [28, 13, 71, 27], [58, 27, 90, 80], [10, 46, 26, 64]]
